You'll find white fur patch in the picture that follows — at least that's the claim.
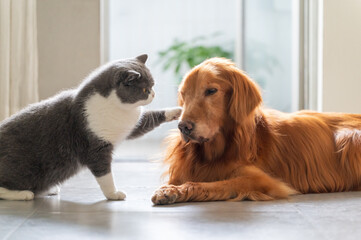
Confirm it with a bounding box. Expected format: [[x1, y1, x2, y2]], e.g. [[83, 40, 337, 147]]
[[165, 107, 182, 121], [96, 172, 126, 200], [36, 185, 60, 197], [85, 90, 153, 145], [0, 187, 34, 201]]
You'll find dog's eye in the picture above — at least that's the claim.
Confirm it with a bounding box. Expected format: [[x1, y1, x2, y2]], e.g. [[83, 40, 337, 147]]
[[205, 88, 218, 96]]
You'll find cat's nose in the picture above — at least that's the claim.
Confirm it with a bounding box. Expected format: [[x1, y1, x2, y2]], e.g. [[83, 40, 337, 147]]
[[178, 120, 194, 136], [151, 89, 155, 98]]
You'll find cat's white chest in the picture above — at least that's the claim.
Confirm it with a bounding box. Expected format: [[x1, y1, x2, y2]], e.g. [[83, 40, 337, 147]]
[[84, 91, 141, 145]]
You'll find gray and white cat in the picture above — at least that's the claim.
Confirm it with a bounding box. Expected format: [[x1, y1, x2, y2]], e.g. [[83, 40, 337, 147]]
[[0, 54, 181, 201]]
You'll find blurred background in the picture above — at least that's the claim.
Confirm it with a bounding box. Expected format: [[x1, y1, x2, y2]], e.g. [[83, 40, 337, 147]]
[[1, 0, 361, 160]]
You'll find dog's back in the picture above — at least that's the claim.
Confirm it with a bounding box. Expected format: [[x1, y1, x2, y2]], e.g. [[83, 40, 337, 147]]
[[255, 110, 361, 193]]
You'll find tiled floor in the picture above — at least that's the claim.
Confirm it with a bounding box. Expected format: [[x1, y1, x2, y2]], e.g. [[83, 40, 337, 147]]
[[1, 161, 361, 240]]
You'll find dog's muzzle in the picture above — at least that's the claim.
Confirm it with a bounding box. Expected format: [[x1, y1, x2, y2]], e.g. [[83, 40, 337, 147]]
[[178, 121, 209, 144]]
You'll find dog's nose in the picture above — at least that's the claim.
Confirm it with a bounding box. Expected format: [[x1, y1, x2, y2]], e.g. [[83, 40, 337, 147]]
[[178, 120, 194, 136]]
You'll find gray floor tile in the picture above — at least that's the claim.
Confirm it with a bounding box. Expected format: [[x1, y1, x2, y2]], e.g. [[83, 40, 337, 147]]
[[8, 211, 323, 240]]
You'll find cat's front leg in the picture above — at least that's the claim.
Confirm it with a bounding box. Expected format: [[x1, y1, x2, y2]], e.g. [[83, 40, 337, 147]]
[[86, 150, 126, 201], [95, 171, 126, 200], [127, 107, 182, 139], [164, 107, 182, 121]]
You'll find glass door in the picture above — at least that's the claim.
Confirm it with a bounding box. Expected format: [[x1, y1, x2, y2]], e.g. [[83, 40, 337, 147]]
[[242, 0, 300, 112]]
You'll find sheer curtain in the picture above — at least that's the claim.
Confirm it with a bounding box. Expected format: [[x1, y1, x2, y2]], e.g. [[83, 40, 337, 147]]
[[0, 0, 38, 121]]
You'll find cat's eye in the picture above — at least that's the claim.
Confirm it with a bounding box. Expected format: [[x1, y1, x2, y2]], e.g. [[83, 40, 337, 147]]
[[143, 88, 150, 94], [205, 88, 218, 96]]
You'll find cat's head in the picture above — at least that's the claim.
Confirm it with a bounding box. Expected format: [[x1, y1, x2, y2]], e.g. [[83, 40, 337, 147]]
[[84, 54, 155, 108], [114, 54, 155, 107]]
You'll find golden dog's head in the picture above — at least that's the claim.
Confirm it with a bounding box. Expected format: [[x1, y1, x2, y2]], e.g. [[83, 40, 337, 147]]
[[177, 58, 262, 143]]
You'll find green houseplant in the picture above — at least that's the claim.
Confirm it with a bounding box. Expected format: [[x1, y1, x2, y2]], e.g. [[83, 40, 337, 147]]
[[158, 34, 233, 83]]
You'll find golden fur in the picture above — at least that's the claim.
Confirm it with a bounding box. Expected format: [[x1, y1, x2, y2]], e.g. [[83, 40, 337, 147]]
[[151, 58, 361, 205]]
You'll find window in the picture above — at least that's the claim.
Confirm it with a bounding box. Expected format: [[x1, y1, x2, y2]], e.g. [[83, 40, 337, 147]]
[[243, 0, 299, 112], [103, 0, 302, 159]]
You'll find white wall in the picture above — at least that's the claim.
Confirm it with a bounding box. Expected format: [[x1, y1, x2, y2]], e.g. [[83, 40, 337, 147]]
[[37, 0, 100, 100], [322, 0, 361, 113]]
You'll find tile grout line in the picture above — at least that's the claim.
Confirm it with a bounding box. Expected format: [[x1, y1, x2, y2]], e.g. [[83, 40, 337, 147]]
[[3, 199, 45, 240]]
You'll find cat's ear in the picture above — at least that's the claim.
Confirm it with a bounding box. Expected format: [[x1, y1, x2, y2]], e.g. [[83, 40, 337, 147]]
[[122, 70, 141, 86], [136, 54, 148, 64]]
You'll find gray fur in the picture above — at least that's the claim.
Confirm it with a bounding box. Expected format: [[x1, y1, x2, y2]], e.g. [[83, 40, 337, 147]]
[[127, 111, 166, 139], [0, 54, 170, 195]]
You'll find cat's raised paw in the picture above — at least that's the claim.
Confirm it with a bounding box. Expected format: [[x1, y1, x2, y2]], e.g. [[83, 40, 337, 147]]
[[165, 107, 182, 121], [105, 191, 126, 201]]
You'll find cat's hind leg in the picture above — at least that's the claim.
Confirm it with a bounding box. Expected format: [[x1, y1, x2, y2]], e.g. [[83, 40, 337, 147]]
[[36, 185, 60, 197], [0, 187, 34, 201], [47, 185, 60, 196]]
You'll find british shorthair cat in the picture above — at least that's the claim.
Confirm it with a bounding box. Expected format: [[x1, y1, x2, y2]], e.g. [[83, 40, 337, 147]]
[[0, 54, 181, 201]]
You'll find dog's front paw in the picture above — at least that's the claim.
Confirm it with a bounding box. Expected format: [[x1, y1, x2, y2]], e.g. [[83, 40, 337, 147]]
[[105, 190, 126, 200], [165, 107, 182, 122], [151, 185, 179, 205]]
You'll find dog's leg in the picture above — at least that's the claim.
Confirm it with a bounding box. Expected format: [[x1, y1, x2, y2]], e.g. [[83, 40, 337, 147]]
[[152, 166, 298, 205], [335, 129, 361, 190]]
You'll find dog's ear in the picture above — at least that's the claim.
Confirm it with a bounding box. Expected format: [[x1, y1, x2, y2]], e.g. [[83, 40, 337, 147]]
[[229, 69, 262, 123]]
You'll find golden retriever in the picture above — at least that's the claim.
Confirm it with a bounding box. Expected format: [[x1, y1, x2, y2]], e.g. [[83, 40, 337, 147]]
[[151, 57, 361, 205]]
